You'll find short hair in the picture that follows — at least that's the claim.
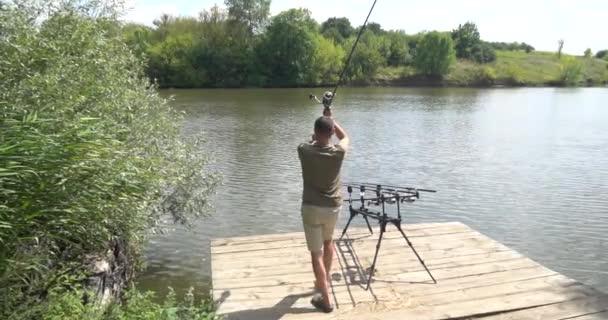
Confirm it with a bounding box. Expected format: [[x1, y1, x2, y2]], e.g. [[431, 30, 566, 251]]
[[314, 116, 334, 136]]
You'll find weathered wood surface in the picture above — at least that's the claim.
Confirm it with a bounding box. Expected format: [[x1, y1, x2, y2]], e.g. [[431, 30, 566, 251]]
[[211, 222, 608, 320]]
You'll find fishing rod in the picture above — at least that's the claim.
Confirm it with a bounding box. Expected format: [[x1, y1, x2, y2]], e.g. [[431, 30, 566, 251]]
[[343, 182, 437, 194], [309, 0, 379, 111]]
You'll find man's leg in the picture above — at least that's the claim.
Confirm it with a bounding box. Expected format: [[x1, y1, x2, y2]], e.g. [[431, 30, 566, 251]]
[[310, 250, 331, 307], [321, 206, 340, 281], [323, 240, 334, 278]]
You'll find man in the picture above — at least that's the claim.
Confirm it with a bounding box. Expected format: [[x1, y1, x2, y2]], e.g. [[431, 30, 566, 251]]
[[297, 106, 350, 313]]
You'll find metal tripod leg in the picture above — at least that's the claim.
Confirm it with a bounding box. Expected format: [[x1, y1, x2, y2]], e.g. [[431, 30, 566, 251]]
[[366, 220, 387, 290], [362, 215, 373, 234], [339, 208, 357, 240], [395, 223, 437, 284]]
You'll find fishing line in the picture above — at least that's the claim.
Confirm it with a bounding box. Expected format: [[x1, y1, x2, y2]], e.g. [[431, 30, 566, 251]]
[[309, 0, 379, 109], [332, 0, 379, 99]]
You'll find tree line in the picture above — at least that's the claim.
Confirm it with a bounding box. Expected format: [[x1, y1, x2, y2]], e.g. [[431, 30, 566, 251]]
[[123, 1, 531, 88]]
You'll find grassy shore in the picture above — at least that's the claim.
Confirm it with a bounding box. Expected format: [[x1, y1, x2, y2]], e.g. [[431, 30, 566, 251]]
[[375, 50, 608, 87]]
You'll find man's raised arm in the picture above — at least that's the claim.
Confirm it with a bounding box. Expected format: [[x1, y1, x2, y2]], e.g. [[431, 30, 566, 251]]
[[334, 120, 349, 150]]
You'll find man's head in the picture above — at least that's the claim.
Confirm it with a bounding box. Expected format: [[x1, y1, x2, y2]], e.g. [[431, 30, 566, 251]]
[[314, 116, 335, 140]]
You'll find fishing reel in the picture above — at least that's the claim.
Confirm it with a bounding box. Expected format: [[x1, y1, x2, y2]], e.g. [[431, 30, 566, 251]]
[[309, 91, 334, 113]]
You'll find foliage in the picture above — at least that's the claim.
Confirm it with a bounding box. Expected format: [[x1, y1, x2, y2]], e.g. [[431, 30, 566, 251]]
[[584, 48, 593, 58], [413, 31, 456, 77], [26, 287, 216, 320], [451, 22, 495, 64], [446, 62, 496, 86], [365, 22, 384, 35], [596, 50, 608, 59], [451, 22, 481, 60], [256, 8, 318, 86], [0, 0, 218, 318], [488, 41, 534, 53], [119, 8, 605, 88], [320, 17, 353, 44], [559, 57, 585, 86], [107, 288, 217, 320], [308, 35, 345, 85], [382, 31, 409, 67], [224, 0, 271, 35], [344, 31, 386, 80], [472, 42, 497, 64]]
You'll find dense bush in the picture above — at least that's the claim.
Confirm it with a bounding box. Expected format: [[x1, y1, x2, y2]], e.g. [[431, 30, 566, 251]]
[[596, 50, 608, 60], [472, 42, 497, 64], [559, 57, 585, 86], [488, 41, 535, 53], [41, 287, 216, 320], [413, 31, 456, 77], [0, 0, 218, 318]]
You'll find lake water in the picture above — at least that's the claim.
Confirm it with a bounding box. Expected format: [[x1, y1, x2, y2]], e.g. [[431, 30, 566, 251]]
[[137, 87, 608, 297]]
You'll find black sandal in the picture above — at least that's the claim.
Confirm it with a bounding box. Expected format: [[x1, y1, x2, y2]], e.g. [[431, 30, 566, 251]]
[[311, 294, 334, 313]]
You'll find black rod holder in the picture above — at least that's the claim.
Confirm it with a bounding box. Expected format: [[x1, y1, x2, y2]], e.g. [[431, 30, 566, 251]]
[[339, 182, 438, 290]]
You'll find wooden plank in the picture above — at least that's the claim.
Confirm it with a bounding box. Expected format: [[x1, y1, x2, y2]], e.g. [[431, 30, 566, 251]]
[[211, 222, 466, 246], [211, 234, 503, 261], [211, 222, 607, 320], [217, 265, 557, 303], [214, 257, 539, 291], [477, 295, 608, 319], [211, 226, 475, 254], [212, 241, 510, 271], [347, 283, 600, 320], [563, 311, 608, 320], [213, 249, 521, 280]]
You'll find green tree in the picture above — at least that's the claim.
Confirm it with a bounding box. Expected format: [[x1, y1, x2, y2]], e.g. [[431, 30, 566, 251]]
[[413, 31, 456, 77], [365, 22, 384, 35], [255, 8, 318, 86], [345, 31, 386, 80], [122, 23, 153, 57], [308, 34, 345, 85], [197, 5, 253, 87], [382, 31, 409, 67], [320, 17, 353, 43], [584, 48, 593, 58], [451, 22, 481, 59], [224, 0, 271, 34]]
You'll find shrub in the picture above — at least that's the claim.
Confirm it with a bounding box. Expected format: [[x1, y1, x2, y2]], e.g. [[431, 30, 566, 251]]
[[595, 49, 608, 59], [0, 0, 218, 317], [413, 31, 456, 77], [559, 57, 585, 86], [472, 42, 497, 64]]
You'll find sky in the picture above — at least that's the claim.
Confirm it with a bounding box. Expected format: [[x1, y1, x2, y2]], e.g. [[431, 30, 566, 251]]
[[123, 0, 608, 55]]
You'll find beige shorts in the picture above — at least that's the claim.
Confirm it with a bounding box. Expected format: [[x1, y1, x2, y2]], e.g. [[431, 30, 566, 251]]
[[301, 204, 341, 253]]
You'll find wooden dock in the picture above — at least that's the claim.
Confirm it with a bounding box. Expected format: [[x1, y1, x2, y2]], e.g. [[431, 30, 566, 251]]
[[211, 222, 608, 319]]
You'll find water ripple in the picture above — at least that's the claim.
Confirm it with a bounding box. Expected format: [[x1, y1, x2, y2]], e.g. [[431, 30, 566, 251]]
[[139, 87, 608, 297]]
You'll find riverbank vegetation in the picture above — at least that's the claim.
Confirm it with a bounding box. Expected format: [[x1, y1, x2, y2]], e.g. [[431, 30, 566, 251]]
[[0, 0, 218, 318], [122, 2, 608, 88]]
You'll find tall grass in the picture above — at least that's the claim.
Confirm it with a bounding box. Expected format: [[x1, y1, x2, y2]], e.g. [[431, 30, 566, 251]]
[[0, 0, 218, 318]]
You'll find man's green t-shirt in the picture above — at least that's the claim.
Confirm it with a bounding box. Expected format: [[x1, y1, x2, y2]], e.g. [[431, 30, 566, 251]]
[[297, 142, 346, 208]]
